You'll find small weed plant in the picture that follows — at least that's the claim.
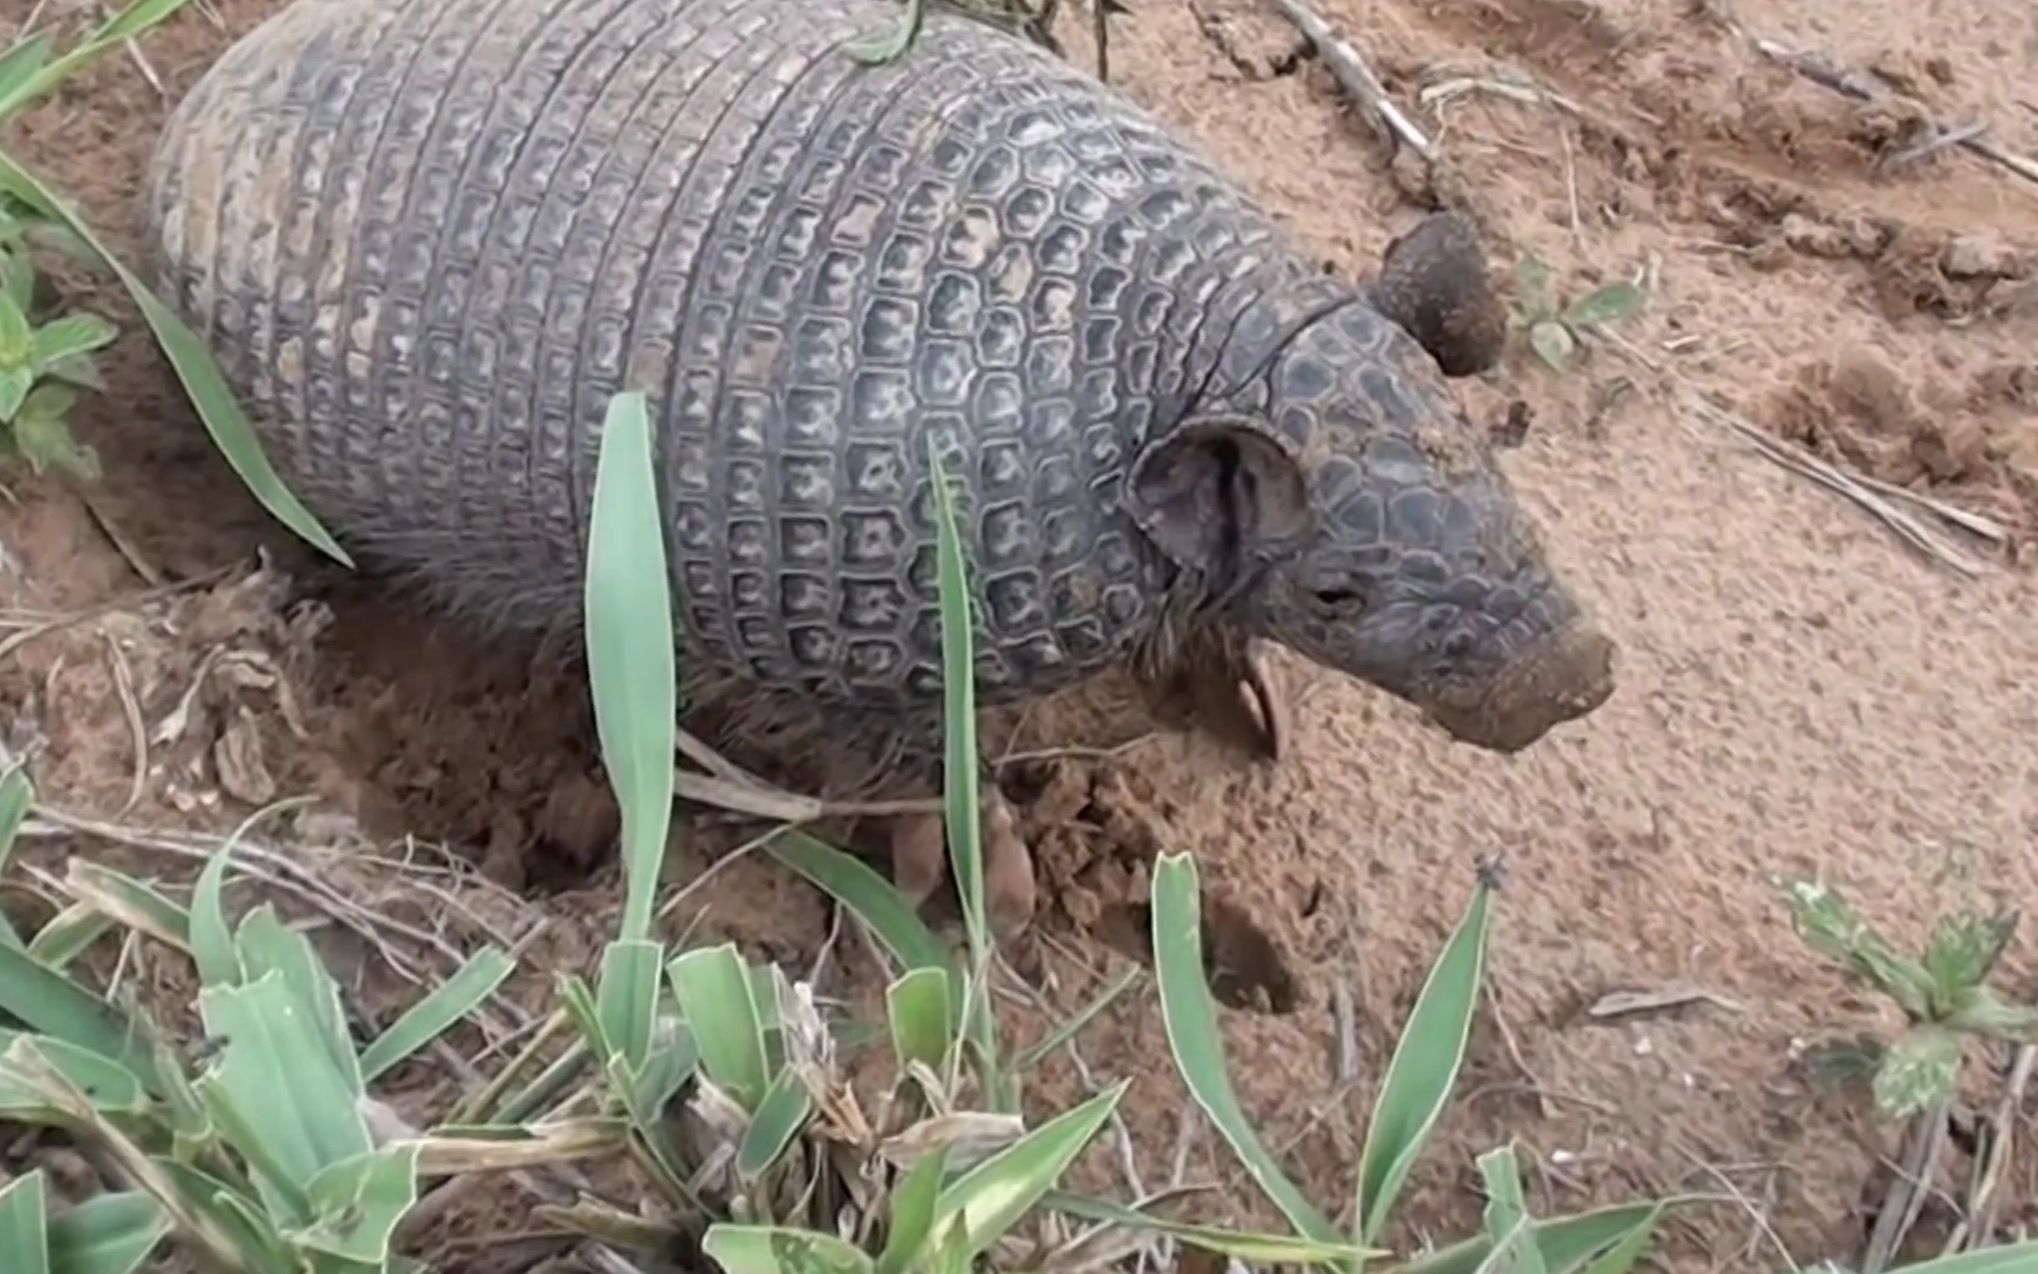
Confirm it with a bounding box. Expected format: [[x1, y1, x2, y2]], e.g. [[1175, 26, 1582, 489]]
[[1786, 876, 2038, 1120], [0, 201, 116, 478], [1510, 254, 1644, 373]]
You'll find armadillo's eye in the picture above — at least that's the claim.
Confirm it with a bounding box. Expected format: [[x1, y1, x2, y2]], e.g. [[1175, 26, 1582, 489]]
[[1313, 586, 1362, 608]]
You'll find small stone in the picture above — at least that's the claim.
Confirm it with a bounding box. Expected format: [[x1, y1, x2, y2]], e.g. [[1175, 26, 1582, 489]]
[[1941, 231, 2025, 280]]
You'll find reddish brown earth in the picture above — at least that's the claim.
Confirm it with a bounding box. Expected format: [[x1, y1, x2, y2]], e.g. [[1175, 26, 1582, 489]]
[[5, 0, 2038, 1269]]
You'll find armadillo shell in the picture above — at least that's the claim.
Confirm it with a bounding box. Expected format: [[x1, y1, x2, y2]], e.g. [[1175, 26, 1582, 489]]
[[146, 0, 1313, 716]]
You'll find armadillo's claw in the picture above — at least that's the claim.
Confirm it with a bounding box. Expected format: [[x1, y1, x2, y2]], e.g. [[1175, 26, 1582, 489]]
[[1239, 642, 1287, 764], [983, 788, 1037, 936], [884, 792, 1038, 938], [887, 812, 948, 910]]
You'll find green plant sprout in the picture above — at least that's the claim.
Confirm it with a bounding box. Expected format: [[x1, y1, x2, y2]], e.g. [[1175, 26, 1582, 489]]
[[1511, 254, 1645, 373], [0, 201, 117, 479], [1785, 877, 2038, 1120]]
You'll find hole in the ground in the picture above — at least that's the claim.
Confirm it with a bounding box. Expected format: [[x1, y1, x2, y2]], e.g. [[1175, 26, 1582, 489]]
[[1096, 895, 1300, 1014]]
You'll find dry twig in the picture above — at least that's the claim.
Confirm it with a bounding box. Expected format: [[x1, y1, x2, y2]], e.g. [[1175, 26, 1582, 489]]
[[1863, 1095, 1951, 1273], [1266, 0, 1433, 159], [1693, 401, 1995, 579], [1746, 34, 2038, 190], [102, 632, 147, 816], [1951, 1045, 2036, 1254]]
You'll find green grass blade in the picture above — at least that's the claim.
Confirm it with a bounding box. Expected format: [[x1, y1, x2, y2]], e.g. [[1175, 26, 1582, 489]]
[[1356, 877, 1494, 1245], [0, 944, 157, 1092], [1859, 1245, 2038, 1274], [932, 1079, 1128, 1258], [927, 443, 1007, 1106], [595, 940, 663, 1073], [887, 966, 953, 1074], [187, 840, 239, 990], [925, 444, 986, 958], [0, 1172, 51, 1274], [1576, 1204, 1657, 1274], [292, 1145, 421, 1265], [45, 1192, 169, 1274], [703, 1224, 877, 1274], [26, 905, 114, 970], [584, 390, 675, 944], [196, 972, 373, 1185], [229, 907, 361, 1088], [627, 1015, 698, 1120], [359, 944, 514, 1082], [764, 831, 953, 978], [0, 151, 350, 565], [0, 760, 28, 856], [1042, 1192, 1374, 1266], [669, 944, 769, 1110], [1387, 1202, 1672, 1274], [1150, 853, 1341, 1244], [0, 1030, 149, 1119], [0, 35, 55, 112], [0, 0, 199, 118], [148, 1157, 295, 1274], [736, 1067, 814, 1182], [1472, 1145, 1543, 1274], [1014, 964, 1144, 1073], [58, 862, 190, 952], [875, 1147, 949, 1274], [0, 761, 35, 950]]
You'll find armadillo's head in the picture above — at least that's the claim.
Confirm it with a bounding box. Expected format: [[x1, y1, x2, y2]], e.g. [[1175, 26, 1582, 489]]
[[1125, 297, 1614, 754]]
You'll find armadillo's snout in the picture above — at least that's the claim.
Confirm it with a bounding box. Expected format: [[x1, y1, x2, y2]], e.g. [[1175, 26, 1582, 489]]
[[1423, 621, 1616, 753]]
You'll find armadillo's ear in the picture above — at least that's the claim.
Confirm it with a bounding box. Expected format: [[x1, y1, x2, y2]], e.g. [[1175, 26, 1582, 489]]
[[1126, 420, 1309, 577], [1367, 211, 1507, 378]]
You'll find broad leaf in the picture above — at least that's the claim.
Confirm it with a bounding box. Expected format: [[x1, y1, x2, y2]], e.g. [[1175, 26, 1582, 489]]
[[1356, 878, 1493, 1244], [736, 1067, 814, 1181], [583, 390, 675, 944], [1150, 854, 1340, 1244], [704, 1224, 877, 1274], [1560, 282, 1643, 330], [360, 944, 514, 1081], [669, 945, 769, 1110], [46, 1191, 170, 1274], [930, 1080, 1127, 1258]]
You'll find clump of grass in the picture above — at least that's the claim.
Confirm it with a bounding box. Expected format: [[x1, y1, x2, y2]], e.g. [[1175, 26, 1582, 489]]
[[0, 0, 348, 563], [1785, 876, 2037, 1120], [8, 390, 2038, 1273], [1151, 850, 1675, 1273], [506, 395, 1347, 1271], [1510, 253, 1644, 373]]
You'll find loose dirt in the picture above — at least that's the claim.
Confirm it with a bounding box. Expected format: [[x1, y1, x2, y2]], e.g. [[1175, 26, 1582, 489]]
[[5, 0, 2038, 1269]]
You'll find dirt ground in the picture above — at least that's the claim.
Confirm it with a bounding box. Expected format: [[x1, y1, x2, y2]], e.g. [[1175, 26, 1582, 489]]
[[4, 0, 2038, 1269]]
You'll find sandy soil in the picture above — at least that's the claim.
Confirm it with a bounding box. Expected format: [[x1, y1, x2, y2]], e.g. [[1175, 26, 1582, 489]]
[[4, 0, 2038, 1269]]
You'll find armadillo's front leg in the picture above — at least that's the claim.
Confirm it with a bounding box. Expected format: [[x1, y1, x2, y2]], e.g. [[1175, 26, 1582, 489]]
[[887, 785, 1036, 937]]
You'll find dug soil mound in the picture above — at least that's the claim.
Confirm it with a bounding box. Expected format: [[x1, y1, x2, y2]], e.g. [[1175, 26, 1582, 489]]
[[5, 0, 2037, 1268]]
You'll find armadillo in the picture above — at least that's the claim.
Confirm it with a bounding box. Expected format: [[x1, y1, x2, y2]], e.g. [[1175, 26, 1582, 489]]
[[145, 0, 1615, 925]]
